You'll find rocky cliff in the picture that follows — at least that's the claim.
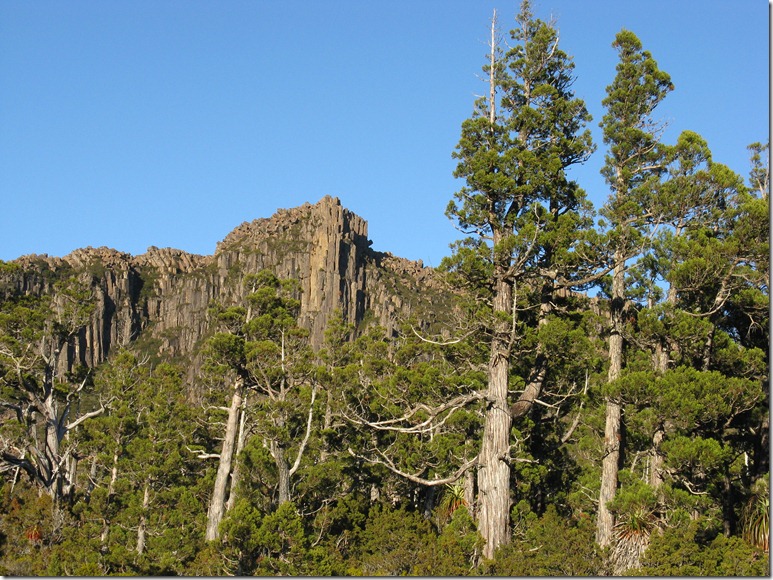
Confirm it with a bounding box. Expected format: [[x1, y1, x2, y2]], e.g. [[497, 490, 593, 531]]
[[3, 196, 452, 373]]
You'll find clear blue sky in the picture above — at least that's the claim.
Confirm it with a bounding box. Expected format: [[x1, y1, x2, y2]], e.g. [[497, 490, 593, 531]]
[[1, 0, 769, 266]]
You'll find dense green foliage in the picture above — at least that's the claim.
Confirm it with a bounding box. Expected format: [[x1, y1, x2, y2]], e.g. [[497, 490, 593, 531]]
[[0, 2, 768, 576]]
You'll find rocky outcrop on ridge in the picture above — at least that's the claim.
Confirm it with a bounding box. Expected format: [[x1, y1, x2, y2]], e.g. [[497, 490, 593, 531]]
[[2, 196, 451, 373]]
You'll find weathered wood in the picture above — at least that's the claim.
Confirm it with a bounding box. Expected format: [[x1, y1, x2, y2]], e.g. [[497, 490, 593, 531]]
[[205, 378, 244, 542]]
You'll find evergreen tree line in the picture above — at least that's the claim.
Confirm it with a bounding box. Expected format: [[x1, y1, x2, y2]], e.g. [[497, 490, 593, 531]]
[[0, 1, 768, 575]]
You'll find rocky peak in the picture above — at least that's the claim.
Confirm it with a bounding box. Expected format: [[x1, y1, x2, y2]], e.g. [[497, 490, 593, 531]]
[[217, 195, 368, 254], [3, 197, 449, 375], [134, 246, 210, 274]]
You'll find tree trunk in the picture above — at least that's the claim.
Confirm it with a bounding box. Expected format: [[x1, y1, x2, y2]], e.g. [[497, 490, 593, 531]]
[[85, 454, 98, 501], [597, 256, 625, 547], [464, 469, 476, 516], [108, 446, 120, 496], [510, 285, 551, 420], [701, 324, 715, 371], [653, 341, 668, 373], [272, 440, 291, 505], [100, 441, 121, 547], [44, 391, 61, 500], [225, 392, 249, 513], [205, 378, 244, 542], [645, 282, 678, 492], [63, 451, 78, 502], [136, 481, 150, 555], [423, 485, 436, 519], [320, 389, 333, 462], [722, 473, 735, 536], [511, 355, 547, 419], [598, 401, 621, 547], [477, 274, 513, 560], [649, 428, 665, 489]]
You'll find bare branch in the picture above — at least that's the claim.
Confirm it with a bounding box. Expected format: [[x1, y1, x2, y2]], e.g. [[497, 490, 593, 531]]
[[560, 372, 589, 444], [66, 373, 92, 403], [65, 404, 105, 432], [505, 205, 544, 279], [289, 383, 317, 478], [343, 391, 483, 434], [561, 406, 584, 445], [348, 447, 477, 487], [488, 8, 498, 126], [681, 479, 709, 496], [409, 325, 477, 346], [185, 446, 221, 460]]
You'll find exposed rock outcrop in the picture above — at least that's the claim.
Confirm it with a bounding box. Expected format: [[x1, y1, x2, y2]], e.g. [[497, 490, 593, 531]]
[[2, 196, 451, 373]]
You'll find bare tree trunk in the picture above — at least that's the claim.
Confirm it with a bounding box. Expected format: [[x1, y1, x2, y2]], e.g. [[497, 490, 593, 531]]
[[63, 451, 78, 502], [701, 324, 715, 371], [100, 441, 121, 547], [136, 481, 150, 555], [653, 341, 668, 373], [510, 285, 552, 420], [598, 400, 621, 547], [85, 454, 98, 501], [38, 349, 104, 504], [225, 392, 249, 512], [488, 9, 497, 126], [44, 391, 62, 501], [319, 389, 333, 462], [477, 274, 513, 560], [649, 428, 665, 489], [100, 522, 110, 547], [272, 440, 291, 505], [108, 447, 119, 495], [722, 473, 735, 537], [598, 257, 625, 547], [510, 355, 547, 419], [205, 378, 244, 542], [464, 469, 476, 516], [271, 382, 316, 506]]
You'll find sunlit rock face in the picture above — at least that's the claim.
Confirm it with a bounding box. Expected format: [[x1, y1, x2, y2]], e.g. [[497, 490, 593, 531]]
[[4, 196, 449, 375]]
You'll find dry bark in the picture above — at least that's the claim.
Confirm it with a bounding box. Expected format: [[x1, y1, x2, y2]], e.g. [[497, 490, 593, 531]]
[[597, 257, 625, 547], [477, 274, 513, 559], [205, 377, 244, 542]]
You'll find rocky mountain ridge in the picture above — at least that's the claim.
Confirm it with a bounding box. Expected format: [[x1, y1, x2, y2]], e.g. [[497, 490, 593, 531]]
[[4, 196, 451, 374]]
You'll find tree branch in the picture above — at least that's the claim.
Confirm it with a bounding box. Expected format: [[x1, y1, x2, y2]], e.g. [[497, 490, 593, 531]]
[[289, 383, 317, 478], [681, 479, 709, 496], [343, 391, 483, 434], [65, 404, 106, 432], [186, 446, 221, 460], [409, 325, 477, 346], [348, 447, 477, 487]]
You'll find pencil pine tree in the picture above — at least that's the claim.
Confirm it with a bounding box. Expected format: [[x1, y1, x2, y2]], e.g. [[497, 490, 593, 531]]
[[446, 0, 593, 558]]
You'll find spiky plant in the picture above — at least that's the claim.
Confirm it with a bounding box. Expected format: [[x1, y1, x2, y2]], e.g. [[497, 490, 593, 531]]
[[610, 505, 660, 575], [439, 480, 468, 517], [742, 476, 770, 552]]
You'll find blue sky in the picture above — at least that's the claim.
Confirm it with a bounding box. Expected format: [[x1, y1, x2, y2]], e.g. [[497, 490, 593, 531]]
[[1, 0, 769, 266]]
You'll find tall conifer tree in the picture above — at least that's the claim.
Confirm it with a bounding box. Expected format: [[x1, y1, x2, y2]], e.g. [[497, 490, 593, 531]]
[[596, 29, 673, 547], [447, 0, 593, 558]]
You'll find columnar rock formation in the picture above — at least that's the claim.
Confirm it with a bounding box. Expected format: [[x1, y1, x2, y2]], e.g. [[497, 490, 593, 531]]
[[215, 196, 372, 347], [3, 196, 450, 374]]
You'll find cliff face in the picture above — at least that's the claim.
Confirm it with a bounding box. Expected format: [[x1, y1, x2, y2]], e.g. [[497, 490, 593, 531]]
[[4, 196, 450, 372]]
